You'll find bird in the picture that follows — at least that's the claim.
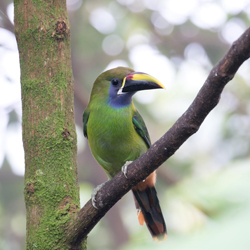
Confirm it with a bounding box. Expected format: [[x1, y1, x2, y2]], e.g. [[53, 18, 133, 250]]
[[83, 66, 167, 241]]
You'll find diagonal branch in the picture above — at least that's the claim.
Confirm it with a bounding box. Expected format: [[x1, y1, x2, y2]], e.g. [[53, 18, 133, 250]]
[[66, 26, 250, 247]]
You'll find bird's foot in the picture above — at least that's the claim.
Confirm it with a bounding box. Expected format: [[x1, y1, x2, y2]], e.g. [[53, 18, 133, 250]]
[[91, 181, 108, 209], [122, 161, 133, 178]]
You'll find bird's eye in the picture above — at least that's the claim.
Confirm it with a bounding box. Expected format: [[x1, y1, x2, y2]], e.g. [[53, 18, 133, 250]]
[[111, 78, 119, 86]]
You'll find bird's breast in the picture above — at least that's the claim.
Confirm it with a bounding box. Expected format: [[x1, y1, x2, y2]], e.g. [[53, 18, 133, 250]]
[[87, 105, 147, 177]]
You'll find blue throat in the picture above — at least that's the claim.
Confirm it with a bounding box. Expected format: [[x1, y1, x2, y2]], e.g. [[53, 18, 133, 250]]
[[108, 85, 134, 108]]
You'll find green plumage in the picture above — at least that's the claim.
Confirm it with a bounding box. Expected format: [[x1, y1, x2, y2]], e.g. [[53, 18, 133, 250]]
[[83, 67, 166, 239], [83, 67, 150, 178]]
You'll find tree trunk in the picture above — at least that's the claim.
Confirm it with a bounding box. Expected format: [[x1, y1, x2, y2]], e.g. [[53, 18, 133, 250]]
[[14, 1, 85, 249]]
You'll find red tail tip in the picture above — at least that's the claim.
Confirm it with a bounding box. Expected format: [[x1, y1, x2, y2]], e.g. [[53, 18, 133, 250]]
[[137, 210, 145, 226], [153, 233, 168, 242]]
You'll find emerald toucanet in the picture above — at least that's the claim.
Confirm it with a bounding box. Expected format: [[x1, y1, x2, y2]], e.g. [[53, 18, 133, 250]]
[[83, 67, 167, 240]]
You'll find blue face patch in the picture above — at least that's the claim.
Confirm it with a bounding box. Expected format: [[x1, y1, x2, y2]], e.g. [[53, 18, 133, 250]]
[[108, 84, 134, 108]]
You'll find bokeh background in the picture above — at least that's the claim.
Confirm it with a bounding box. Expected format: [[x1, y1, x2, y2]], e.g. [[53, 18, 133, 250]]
[[1, 0, 250, 249]]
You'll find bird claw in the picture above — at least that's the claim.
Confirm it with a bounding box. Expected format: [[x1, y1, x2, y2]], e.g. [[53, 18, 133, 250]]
[[122, 161, 133, 178], [91, 181, 107, 209]]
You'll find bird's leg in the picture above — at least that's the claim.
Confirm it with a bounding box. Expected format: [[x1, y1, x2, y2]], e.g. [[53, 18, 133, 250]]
[[122, 161, 133, 178], [91, 181, 108, 209]]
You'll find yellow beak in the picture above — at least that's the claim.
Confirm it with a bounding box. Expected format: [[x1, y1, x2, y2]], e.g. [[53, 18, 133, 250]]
[[118, 72, 165, 95]]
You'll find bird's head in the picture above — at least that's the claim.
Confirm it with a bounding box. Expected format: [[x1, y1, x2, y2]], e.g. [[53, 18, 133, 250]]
[[90, 67, 164, 108]]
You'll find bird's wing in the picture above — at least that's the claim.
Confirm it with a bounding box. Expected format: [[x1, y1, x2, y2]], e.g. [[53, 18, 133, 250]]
[[83, 108, 90, 138], [132, 110, 151, 148]]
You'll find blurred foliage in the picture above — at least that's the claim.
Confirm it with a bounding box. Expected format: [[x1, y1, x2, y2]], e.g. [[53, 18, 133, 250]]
[[1, 0, 250, 249]]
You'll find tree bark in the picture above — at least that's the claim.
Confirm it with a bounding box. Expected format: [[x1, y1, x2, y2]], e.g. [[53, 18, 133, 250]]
[[14, 1, 85, 249]]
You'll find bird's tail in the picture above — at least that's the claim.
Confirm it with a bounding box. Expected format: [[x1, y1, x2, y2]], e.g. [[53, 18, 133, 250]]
[[132, 172, 167, 241]]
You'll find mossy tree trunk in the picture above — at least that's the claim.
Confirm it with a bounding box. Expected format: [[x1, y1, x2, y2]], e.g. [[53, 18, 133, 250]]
[[14, 1, 86, 249]]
